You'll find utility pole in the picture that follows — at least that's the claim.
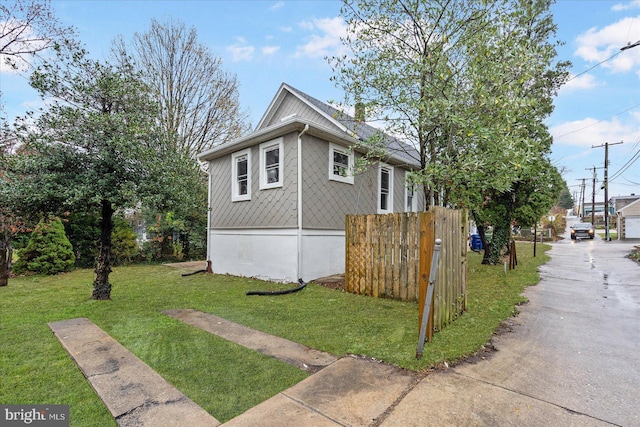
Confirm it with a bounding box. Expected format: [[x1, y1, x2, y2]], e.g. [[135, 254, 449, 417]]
[[620, 39, 640, 51], [575, 180, 583, 218], [589, 167, 596, 225], [580, 178, 586, 219], [592, 141, 623, 241], [586, 166, 604, 225]]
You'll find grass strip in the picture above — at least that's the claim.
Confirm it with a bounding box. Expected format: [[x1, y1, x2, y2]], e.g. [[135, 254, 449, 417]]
[[0, 242, 549, 425]]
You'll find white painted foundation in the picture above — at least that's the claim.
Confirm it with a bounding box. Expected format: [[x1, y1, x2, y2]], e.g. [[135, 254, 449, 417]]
[[208, 228, 345, 283]]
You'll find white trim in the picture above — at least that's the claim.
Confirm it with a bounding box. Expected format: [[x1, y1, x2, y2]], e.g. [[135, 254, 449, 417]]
[[259, 138, 284, 190], [378, 162, 394, 214], [231, 148, 251, 201], [302, 229, 345, 236], [206, 161, 213, 263], [256, 83, 350, 134], [404, 175, 418, 212], [211, 228, 298, 236], [617, 197, 640, 214], [298, 124, 309, 280], [328, 142, 354, 184]]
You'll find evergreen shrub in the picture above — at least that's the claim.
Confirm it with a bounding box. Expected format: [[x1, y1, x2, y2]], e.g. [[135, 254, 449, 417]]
[[14, 218, 75, 275]]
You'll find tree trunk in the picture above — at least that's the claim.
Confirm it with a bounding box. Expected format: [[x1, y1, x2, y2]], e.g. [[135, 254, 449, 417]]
[[482, 222, 510, 265], [0, 242, 8, 287], [477, 224, 489, 259], [92, 199, 114, 300]]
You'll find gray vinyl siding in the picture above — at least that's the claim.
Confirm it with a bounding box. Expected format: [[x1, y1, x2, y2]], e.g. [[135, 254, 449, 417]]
[[301, 135, 377, 230], [209, 130, 420, 230], [210, 132, 298, 228], [264, 92, 337, 130]]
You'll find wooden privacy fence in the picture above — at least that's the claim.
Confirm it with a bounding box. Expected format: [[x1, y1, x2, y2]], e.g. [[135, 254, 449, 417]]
[[345, 207, 468, 334]]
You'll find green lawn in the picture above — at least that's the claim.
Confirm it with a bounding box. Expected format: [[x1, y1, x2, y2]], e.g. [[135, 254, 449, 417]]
[[0, 242, 550, 425], [596, 229, 617, 239]]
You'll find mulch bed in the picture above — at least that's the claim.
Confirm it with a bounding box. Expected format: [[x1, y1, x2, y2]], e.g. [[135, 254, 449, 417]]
[[312, 274, 345, 291]]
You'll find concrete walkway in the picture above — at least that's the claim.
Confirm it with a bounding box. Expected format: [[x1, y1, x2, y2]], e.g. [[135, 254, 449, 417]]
[[175, 310, 608, 427], [163, 309, 338, 373], [50, 231, 639, 427], [48, 318, 220, 427]]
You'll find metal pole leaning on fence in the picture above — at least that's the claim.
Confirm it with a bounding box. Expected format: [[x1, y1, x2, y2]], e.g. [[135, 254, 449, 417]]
[[416, 238, 442, 360]]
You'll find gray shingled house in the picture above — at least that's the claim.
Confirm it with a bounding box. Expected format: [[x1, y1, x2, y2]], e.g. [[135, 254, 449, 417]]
[[197, 83, 424, 282]]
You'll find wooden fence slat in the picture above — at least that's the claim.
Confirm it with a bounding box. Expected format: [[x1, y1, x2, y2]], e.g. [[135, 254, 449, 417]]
[[359, 215, 366, 296], [345, 209, 466, 336]]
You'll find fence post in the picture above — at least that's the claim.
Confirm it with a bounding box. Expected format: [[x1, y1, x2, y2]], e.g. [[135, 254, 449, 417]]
[[416, 238, 442, 360]]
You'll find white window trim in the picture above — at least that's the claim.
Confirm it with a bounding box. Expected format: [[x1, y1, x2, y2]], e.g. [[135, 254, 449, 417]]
[[259, 138, 284, 190], [231, 148, 251, 202], [378, 162, 394, 214], [405, 175, 419, 212], [328, 143, 354, 184]]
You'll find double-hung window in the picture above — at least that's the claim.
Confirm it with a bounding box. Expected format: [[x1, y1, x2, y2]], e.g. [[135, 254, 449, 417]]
[[378, 163, 394, 214], [405, 175, 418, 212], [231, 148, 251, 202], [259, 138, 283, 189], [329, 143, 354, 184]]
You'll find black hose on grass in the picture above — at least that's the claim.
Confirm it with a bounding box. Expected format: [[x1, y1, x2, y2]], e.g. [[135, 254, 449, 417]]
[[181, 269, 207, 277], [246, 279, 307, 296]]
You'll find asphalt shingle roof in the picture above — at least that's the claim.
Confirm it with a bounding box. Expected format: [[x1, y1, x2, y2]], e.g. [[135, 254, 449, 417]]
[[286, 84, 421, 168]]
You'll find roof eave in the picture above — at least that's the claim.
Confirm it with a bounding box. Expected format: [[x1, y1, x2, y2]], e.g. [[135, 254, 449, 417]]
[[198, 119, 307, 161], [198, 117, 421, 169]]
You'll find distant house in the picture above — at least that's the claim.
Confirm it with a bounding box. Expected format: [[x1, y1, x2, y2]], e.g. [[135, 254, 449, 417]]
[[616, 197, 640, 239], [197, 83, 424, 282], [582, 202, 611, 218], [610, 194, 640, 214]]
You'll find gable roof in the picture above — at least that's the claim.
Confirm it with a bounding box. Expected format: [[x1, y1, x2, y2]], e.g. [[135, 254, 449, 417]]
[[199, 83, 420, 168], [617, 197, 640, 214]]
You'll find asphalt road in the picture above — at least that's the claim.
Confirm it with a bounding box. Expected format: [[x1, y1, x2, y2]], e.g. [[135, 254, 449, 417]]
[[452, 219, 640, 426]]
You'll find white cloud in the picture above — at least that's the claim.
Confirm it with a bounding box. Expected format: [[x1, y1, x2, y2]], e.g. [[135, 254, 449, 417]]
[[612, 0, 640, 11], [270, 1, 285, 11], [295, 17, 348, 59], [227, 37, 255, 62], [551, 116, 637, 148], [560, 74, 601, 92], [574, 15, 640, 73], [262, 45, 280, 55]]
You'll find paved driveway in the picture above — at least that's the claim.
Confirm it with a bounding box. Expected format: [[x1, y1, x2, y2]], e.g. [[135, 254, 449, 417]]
[[392, 221, 640, 426]]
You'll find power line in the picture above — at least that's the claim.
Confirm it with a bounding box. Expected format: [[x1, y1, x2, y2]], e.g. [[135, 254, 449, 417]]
[[553, 104, 640, 139], [609, 148, 640, 181], [592, 141, 624, 241], [554, 40, 640, 139], [609, 135, 640, 182], [565, 51, 622, 84], [565, 38, 640, 84]]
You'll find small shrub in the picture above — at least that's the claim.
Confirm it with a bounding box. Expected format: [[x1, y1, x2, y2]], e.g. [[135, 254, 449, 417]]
[[14, 218, 75, 275], [112, 219, 139, 266]]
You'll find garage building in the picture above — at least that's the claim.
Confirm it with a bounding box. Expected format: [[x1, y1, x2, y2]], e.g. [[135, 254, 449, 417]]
[[616, 198, 640, 239]]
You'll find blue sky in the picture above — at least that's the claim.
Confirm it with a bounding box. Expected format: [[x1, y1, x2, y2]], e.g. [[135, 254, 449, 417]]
[[2, 0, 639, 200]]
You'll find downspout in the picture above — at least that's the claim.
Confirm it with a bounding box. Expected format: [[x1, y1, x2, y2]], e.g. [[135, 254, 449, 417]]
[[206, 161, 213, 273], [297, 124, 310, 281]]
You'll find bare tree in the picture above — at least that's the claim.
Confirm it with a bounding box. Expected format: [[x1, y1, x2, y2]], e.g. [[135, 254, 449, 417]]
[[0, 0, 75, 71], [1, 0, 74, 287], [113, 19, 250, 157]]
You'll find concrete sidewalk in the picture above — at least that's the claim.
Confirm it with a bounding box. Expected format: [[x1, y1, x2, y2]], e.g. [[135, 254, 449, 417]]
[[49, 301, 625, 426]]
